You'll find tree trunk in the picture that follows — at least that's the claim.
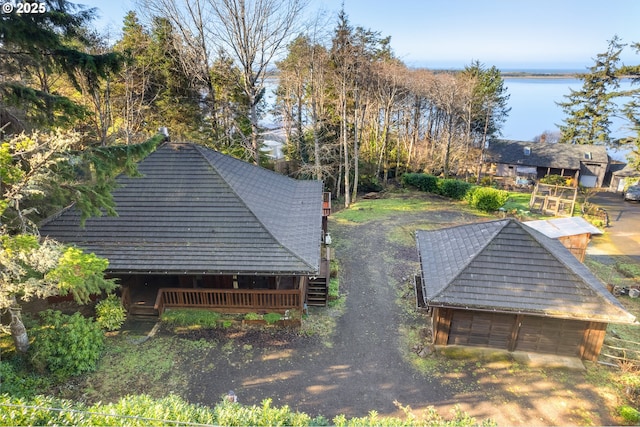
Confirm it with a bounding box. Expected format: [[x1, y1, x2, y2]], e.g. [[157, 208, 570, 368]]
[[341, 83, 351, 208], [351, 86, 360, 204], [9, 305, 29, 353], [250, 96, 260, 165]]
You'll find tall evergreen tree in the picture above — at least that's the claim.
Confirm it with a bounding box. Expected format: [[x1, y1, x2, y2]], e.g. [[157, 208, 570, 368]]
[[460, 60, 510, 143], [460, 61, 510, 181], [557, 36, 624, 145], [330, 9, 356, 206], [0, 0, 121, 134], [146, 17, 203, 141], [112, 11, 155, 144], [619, 41, 640, 170]]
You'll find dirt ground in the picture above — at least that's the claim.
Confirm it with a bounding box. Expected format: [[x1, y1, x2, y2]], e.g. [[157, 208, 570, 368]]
[[169, 195, 622, 426]]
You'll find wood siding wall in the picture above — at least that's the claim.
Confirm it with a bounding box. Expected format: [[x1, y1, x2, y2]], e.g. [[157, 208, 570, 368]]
[[432, 308, 608, 361], [557, 233, 591, 263]]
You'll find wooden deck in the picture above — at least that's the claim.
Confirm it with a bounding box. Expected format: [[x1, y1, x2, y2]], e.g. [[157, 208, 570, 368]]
[[154, 288, 302, 316]]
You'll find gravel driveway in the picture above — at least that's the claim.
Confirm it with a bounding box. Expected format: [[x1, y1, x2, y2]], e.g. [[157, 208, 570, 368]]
[[181, 195, 620, 425]]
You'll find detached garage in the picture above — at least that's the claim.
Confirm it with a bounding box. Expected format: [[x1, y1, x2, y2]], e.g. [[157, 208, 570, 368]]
[[416, 219, 635, 361]]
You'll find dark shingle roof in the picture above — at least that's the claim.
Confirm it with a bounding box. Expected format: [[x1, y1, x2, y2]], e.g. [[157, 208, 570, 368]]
[[40, 143, 323, 275], [416, 219, 635, 324], [486, 140, 609, 170]]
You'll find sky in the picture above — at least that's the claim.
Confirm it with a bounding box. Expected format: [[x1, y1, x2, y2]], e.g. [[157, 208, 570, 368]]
[[78, 0, 639, 70]]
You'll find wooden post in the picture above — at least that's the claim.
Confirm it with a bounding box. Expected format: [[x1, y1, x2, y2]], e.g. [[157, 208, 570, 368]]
[[581, 322, 607, 361], [434, 308, 453, 345], [508, 314, 524, 351]]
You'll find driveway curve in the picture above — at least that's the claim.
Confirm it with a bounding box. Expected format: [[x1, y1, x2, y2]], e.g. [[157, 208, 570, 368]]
[[181, 194, 620, 425], [590, 191, 640, 260]]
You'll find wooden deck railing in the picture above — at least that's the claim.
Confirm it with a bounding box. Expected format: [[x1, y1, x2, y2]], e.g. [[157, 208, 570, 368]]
[[154, 288, 302, 315]]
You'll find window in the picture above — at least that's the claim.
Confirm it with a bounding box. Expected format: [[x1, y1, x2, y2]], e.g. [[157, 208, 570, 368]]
[[524, 147, 531, 156]]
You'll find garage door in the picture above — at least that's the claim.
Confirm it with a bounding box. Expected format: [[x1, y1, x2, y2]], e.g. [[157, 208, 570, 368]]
[[448, 311, 516, 349], [579, 174, 597, 188], [515, 317, 587, 356]]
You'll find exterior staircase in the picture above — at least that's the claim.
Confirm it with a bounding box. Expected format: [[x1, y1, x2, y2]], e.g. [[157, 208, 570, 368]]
[[128, 302, 159, 317], [306, 258, 330, 307]]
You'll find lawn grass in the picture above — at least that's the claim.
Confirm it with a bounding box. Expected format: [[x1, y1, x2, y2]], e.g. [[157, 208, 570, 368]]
[[332, 196, 436, 223], [502, 192, 531, 211]]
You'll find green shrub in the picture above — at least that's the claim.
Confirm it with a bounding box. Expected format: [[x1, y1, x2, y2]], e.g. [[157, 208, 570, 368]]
[[358, 175, 383, 193], [330, 259, 339, 278], [95, 294, 127, 331], [618, 405, 640, 423], [244, 312, 262, 321], [437, 179, 472, 200], [30, 310, 104, 380], [540, 174, 569, 186], [263, 312, 282, 324], [328, 278, 340, 299], [466, 187, 509, 212], [0, 359, 50, 398], [161, 309, 221, 328], [402, 173, 438, 193], [479, 176, 494, 187]]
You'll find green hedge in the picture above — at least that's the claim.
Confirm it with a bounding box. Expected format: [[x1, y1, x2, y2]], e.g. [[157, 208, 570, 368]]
[[402, 173, 473, 200], [0, 393, 492, 426], [401, 173, 439, 193], [437, 179, 472, 200]]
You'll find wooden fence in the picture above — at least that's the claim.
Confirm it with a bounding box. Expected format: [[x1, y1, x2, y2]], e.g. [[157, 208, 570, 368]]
[[154, 288, 302, 315], [529, 183, 578, 217], [600, 336, 640, 367]]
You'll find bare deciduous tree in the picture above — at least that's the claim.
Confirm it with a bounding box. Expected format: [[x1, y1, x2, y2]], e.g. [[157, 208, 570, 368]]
[[137, 0, 218, 127], [207, 0, 307, 164]]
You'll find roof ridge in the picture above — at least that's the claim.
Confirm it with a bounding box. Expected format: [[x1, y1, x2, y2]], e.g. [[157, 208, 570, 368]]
[[519, 219, 631, 315], [430, 219, 510, 300], [192, 144, 316, 271]]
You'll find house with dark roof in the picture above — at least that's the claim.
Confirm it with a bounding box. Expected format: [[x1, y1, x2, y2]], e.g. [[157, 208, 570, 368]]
[[485, 140, 610, 187], [415, 219, 635, 361], [40, 142, 330, 316], [609, 162, 640, 192]]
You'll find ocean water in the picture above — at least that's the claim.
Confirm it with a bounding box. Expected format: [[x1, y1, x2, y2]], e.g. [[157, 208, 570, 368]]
[[502, 76, 635, 142]]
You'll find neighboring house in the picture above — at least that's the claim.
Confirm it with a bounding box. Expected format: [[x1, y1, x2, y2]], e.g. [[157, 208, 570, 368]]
[[609, 162, 640, 193], [485, 140, 610, 187], [40, 142, 329, 316], [415, 219, 635, 361], [523, 217, 602, 262]]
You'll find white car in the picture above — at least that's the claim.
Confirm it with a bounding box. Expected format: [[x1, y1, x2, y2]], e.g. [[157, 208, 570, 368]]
[[624, 185, 640, 201]]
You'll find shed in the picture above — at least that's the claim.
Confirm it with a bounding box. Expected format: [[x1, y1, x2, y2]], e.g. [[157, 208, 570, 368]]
[[415, 219, 635, 361], [523, 217, 603, 262], [40, 142, 330, 315]]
